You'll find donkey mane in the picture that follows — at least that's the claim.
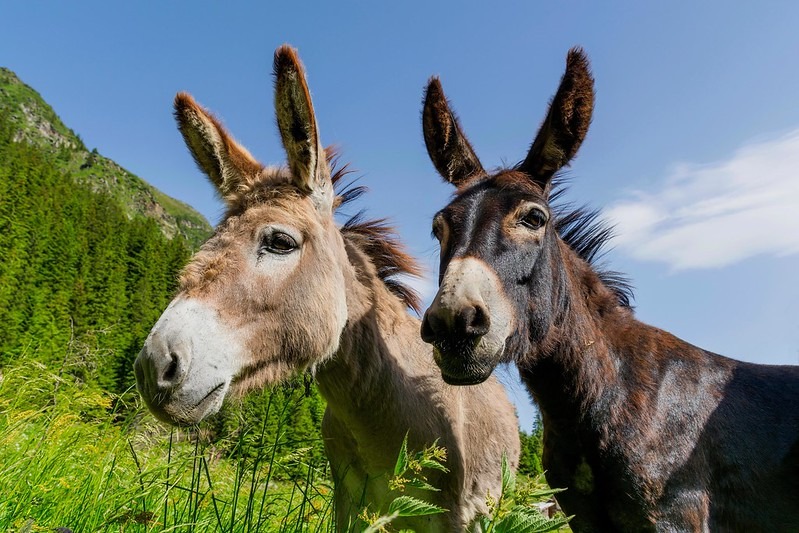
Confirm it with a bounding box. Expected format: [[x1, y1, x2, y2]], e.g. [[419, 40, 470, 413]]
[[329, 150, 423, 313], [548, 176, 634, 308]]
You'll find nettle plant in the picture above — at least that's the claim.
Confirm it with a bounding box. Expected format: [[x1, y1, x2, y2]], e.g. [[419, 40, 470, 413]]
[[363, 436, 571, 533]]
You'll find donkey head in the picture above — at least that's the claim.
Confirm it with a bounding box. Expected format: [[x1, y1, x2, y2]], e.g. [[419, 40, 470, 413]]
[[420, 48, 594, 385], [134, 46, 349, 425]]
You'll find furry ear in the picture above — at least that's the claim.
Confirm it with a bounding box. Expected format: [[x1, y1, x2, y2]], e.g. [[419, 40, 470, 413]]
[[518, 47, 594, 193], [174, 92, 262, 204], [422, 77, 485, 186], [273, 45, 333, 212]]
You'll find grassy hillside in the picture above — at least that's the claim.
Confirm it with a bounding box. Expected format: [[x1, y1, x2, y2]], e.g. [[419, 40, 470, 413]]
[[0, 67, 212, 248]]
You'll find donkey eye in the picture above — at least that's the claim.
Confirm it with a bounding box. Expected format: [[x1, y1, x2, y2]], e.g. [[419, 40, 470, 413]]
[[432, 221, 443, 241], [260, 232, 298, 255], [431, 214, 446, 242], [520, 209, 548, 230]]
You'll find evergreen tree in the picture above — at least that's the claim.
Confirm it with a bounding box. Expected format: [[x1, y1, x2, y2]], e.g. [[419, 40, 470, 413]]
[[518, 414, 545, 477], [0, 112, 192, 389]]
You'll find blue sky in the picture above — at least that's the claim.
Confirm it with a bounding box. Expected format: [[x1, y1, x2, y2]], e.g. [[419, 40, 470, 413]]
[[3, 2, 799, 429]]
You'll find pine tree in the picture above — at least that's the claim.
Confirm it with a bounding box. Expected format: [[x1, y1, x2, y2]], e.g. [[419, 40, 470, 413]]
[[0, 111, 192, 391], [518, 414, 545, 477]]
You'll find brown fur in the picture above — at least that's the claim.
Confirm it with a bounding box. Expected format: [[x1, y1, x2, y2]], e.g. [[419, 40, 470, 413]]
[[179, 155, 422, 315]]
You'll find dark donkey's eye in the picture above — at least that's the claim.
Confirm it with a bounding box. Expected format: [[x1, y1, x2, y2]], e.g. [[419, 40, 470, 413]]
[[432, 221, 442, 241], [260, 232, 298, 255], [431, 214, 445, 242], [520, 208, 548, 230]]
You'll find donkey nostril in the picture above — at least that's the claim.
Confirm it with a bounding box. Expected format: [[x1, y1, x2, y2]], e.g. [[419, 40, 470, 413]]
[[421, 312, 440, 343], [156, 350, 187, 389], [471, 305, 490, 336], [162, 352, 180, 383], [459, 305, 490, 338]]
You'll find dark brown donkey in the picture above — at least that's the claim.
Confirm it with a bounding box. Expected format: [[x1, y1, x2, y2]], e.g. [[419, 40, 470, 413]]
[[419, 48, 799, 531], [134, 46, 519, 531]]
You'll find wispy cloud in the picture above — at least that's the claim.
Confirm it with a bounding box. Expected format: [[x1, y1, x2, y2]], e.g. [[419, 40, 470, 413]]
[[605, 129, 799, 270]]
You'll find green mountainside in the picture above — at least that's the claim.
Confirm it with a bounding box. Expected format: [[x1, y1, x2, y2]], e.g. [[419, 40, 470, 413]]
[[0, 67, 212, 248]]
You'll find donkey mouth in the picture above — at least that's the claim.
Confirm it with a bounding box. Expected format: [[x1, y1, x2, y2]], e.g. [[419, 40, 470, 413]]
[[193, 382, 226, 410], [152, 381, 227, 426], [441, 370, 491, 386], [432, 344, 499, 386]]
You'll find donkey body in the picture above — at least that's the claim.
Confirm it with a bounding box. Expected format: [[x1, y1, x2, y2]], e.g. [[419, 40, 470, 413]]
[[419, 48, 799, 531], [134, 46, 519, 532]]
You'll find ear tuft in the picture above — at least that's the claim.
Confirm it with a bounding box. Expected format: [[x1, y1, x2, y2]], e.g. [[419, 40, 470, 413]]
[[273, 44, 305, 82], [518, 46, 595, 192], [174, 91, 196, 117], [422, 77, 485, 186], [173, 91, 261, 203]]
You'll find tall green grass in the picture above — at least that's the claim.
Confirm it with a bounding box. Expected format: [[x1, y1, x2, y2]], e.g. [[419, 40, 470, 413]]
[[0, 353, 333, 532], [0, 350, 570, 532]]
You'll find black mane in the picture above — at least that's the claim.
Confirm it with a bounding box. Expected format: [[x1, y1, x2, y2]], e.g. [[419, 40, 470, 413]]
[[550, 178, 634, 308]]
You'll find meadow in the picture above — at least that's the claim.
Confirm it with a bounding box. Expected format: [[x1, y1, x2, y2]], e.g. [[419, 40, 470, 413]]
[[0, 346, 569, 532], [0, 351, 331, 532]]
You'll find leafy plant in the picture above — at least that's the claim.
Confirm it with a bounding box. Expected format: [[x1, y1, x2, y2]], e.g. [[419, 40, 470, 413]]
[[478, 454, 572, 533], [361, 434, 449, 533]]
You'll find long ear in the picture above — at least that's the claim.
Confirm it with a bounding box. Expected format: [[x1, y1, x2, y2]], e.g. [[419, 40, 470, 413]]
[[422, 77, 485, 186], [518, 47, 594, 193], [273, 45, 333, 212], [174, 92, 262, 203]]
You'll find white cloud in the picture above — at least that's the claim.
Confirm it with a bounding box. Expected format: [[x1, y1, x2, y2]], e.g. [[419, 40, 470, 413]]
[[605, 129, 799, 270]]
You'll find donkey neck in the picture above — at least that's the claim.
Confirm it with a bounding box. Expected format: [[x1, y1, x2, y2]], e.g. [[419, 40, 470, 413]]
[[314, 240, 439, 444], [523, 240, 729, 434], [522, 241, 641, 423]]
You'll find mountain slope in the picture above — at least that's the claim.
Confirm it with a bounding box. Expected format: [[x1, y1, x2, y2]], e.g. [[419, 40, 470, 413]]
[[0, 67, 212, 248]]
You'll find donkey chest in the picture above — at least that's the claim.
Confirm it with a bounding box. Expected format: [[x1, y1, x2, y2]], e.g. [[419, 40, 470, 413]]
[[542, 400, 719, 532], [543, 430, 659, 532]]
